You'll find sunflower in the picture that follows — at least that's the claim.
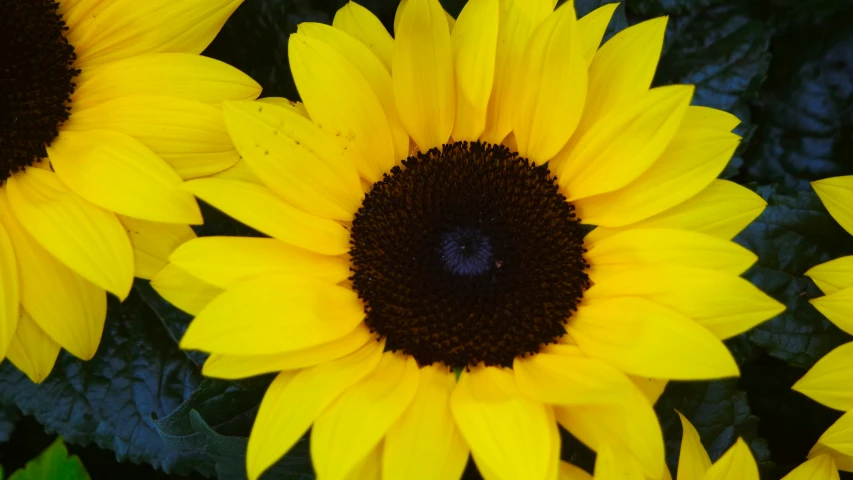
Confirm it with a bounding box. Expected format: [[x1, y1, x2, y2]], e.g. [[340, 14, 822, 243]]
[[0, 0, 261, 382], [153, 0, 783, 478], [560, 413, 760, 480], [791, 176, 853, 471]]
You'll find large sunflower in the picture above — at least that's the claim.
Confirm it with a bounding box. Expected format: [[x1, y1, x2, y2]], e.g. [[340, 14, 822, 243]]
[[154, 0, 783, 478], [792, 176, 853, 471], [0, 0, 260, 382]]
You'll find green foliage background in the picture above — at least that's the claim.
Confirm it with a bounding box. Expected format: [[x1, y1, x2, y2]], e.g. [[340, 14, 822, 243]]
[[2, 0, 852, 478]]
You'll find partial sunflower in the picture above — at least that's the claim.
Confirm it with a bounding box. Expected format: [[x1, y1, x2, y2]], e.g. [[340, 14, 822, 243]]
[[561, 412, 760, 480], [792, 176, 853, 471], [153, 0, 783, 479], [0, 0, 261, 382]]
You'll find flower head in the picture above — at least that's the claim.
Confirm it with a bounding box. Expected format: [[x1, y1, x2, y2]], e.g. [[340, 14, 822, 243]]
[[155, 0, 783, 478], [0, 0, 260, 382]]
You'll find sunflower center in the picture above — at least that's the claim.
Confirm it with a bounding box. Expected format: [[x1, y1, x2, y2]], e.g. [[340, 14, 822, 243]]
[[350, 141, 590, 368], [0, 0, 79, 183]]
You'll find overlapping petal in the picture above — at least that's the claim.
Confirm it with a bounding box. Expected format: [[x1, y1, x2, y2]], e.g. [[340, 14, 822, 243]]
[[451, 367, 558, 480], [383, 365, 469, 480], [246, 340, 384, 480], [180, 274, 365, 355], [6, 169, 133, 299], [566, 297, 739, 379]]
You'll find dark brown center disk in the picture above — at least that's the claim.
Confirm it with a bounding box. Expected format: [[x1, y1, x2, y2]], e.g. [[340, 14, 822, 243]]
[[349, 141, 590, 368], [0, 0, 79, 183]]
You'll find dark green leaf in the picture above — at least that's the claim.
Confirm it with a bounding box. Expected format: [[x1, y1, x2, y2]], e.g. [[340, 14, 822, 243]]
[[736, 185, 853, 367], [0, 289, 209, 476], [653, 3, 772, 178], [7, 438, 89, 480], [153, 378, 314, 480], [655, 380, 773, 476], [628, 0, 722, 16], [741, 20, 853, 191]]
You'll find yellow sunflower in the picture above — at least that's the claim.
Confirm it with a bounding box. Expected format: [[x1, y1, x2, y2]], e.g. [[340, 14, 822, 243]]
[[561, 413, 760, 480], [0, 0, 260, 382], [792, 176, 853, 471], [153, 0, 784, 478]]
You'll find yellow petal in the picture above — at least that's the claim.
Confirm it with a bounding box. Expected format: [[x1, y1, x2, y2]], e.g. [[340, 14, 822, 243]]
[[594, 444, 644, 480], [258, 96, 310, 117], [72, 53, 261, 110], [585, 228, 757, 281], [677, 412, 712, 480], [572, 127, 740, 227], [681, 105, 740, 132], [450, 367, 558, 480], [394, 0, 457, 35], [579, 17, 667, 130], [6, 308, 61, 384], [567, 297, 739, 379], [180, 275, 364, 355], [171, 237, 350, 289], [700, 438, 759, 480], [0, 193, 107, 360], [345, 441, 383, 480], [208, 159, 265, 185], [48, 130, 202, 224], [289, 32, 396, 182], [222, 99, 363, 221], [63, 96, 239, 181], [297, 23, 409, 162], [811, 286, 853, 336], [482, 0, 556, 144], [514, 345, 641, 406], [333, 2, 394, 71], [71, 0, 242, 70], [585, 180, 766, 243], [512, 1, 587, 163], [118, 215, 196, 280], [383, 364, 469, 480], [58, 0, 111, 40], [782, 454, 840, 480], [450, 0, 499, 141], [0, 220, 19, 359], [813, 176, 853, 237], [312, 352, 420, 480], [555, 385, 665, 479], [628, 376, 668, 405], [806, 256, 853, 295], [150, 263, 222, 316], [557, 85, 693, 200], [393, 0, 456, 151], [793, 342, 853, 410], [185, 179, 350, 256], [586, 266, 783, 340], [6, 169, 133, 299], [202, 325, 374, 379], [577, 4, 618, 64], [814, 410, 853, 465], [246, 340, 384, 480], [559, 461, 593, 480]]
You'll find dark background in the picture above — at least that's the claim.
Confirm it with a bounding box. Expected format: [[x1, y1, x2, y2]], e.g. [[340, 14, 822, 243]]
[[2, 0, 853, 478]]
